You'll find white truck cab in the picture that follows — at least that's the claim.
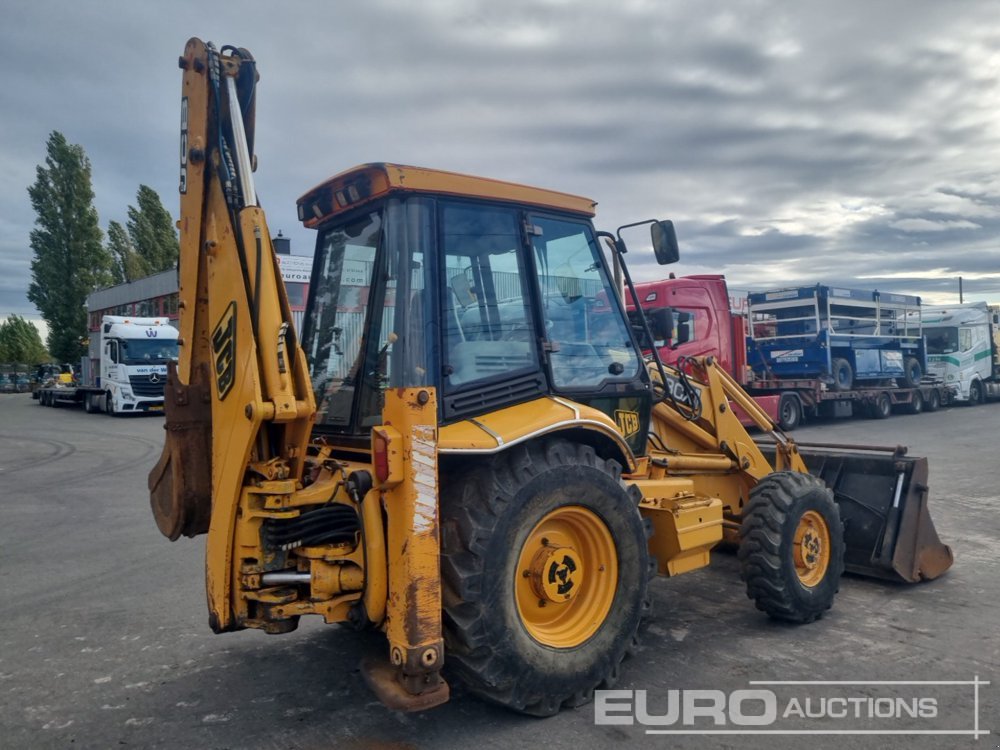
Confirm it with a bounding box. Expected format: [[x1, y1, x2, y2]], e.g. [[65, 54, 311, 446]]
[[99, 315, 179, 414], [922, 302, 1000, 404]]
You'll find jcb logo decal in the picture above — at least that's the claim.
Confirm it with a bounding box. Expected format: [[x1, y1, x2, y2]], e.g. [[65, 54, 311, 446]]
[[212, 301, 237, 400], [615, 410, 640, 438]]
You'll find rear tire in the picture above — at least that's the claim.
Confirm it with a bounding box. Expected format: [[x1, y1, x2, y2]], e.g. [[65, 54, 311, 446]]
[[903, 390, 923, 415], [901, 357, 923, 388], [440, 440, 651, 716], [830, 358, 853, 392], [868, 392, 891, 419], [777, 394, 801, 431], [925, 388, 941, 412], [738, 472, 845, 623]]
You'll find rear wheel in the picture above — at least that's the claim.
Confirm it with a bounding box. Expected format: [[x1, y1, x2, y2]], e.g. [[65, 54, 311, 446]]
[[830, 358, 853, 392], [903, 390, 923, 415], [777, 393, 801, 431], [440, 440, 651, 716], [868, 392, 892, 419], [83, 394, 97, 413], [738, 472, 845, 623], [901, 357, 923, 388], [925, 388, 941, 412]]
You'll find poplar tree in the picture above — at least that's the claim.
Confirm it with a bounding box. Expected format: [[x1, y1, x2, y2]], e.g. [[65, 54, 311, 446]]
[[27, 131, 113, 362], [127, 185, 179, 273]]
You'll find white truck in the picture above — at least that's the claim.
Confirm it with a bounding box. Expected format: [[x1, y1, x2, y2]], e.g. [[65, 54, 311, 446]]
[[36, 315, 179, 414], [922, 301, 1000, 404]]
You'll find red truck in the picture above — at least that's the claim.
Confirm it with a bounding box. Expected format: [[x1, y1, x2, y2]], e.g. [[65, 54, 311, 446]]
[[632, 274, 950, 430]]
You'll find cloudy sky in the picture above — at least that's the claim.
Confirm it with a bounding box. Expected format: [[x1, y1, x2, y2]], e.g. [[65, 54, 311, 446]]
[[3, 0, 1000, 332]]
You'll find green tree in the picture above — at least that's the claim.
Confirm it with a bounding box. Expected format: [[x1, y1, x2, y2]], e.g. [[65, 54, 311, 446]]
[[127, 185, 178, 273], [0, 315, 49, 364], [27, 131, 113, 362], [107, 220, 148, 283]]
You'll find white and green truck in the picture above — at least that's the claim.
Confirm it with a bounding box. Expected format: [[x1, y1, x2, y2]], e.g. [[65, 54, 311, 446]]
[[922, 301, 1000, 405]]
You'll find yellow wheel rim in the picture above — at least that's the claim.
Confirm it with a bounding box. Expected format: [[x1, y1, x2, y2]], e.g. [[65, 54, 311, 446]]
[[515, 505, 618, 648], [793, 510, 830, 587]]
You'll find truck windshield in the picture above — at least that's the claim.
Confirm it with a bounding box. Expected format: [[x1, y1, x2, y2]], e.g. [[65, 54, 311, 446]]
[[925, 327, 959, 354], [119, 338, 179, 364]]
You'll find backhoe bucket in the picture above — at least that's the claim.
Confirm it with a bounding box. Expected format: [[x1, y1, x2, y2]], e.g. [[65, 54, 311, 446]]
[[148, 362, 213, 540], [795, 446, 953, 583]]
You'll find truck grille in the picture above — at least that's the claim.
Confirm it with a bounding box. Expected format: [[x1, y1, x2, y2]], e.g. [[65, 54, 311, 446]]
[[129, 374, 166, 398]]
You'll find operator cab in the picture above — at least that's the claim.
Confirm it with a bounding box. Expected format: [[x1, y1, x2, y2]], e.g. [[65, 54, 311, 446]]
[[298, 164, 654, 451]]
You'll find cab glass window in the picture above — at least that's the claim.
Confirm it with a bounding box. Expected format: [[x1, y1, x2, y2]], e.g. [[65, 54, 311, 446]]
[[529, 216, 639, 389]]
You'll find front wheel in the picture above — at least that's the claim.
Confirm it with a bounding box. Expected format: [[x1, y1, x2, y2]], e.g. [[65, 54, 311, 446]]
[[738, 472, 845, 623], [440, 440, 651, 716], [969, 380, 984, 405]]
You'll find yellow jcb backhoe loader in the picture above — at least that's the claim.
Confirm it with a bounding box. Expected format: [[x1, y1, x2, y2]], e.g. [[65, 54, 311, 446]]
[[150, 38, 952, 716]]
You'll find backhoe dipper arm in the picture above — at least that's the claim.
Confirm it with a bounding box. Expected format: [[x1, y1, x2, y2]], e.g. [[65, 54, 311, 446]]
[[149, 38, 315, 632]]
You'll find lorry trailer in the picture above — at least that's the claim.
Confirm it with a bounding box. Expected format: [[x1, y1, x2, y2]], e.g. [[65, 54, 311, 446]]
[[36, 315, 178, 414], [633, 275, 951, 428]]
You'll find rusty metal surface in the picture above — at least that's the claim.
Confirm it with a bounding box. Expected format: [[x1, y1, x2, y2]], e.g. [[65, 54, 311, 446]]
[[148, 362, 213, 540], [360, 658, 450, 713]]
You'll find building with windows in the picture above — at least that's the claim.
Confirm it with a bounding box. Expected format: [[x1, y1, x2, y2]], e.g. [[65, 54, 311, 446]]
[[86, 234, 312, 333]]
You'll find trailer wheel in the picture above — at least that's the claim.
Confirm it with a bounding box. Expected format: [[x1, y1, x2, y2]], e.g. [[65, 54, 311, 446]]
[[738, 472, 845, 623], [830, 358, 853, 392], [440, 440, 651, 716], [925, 389, 941, 412], [868, 392, 892, 419], [901, 357, 923, 388], [777, 393, 801, 431], [903, 390, 923, 415], [969, 380, 984, 406]]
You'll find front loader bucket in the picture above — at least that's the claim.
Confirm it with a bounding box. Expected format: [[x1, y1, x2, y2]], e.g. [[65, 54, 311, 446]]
[[148, 362, 213, 540], [795, 446, 953, 583]]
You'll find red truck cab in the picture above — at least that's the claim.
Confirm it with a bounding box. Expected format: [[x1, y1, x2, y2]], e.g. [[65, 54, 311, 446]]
[[631, 275, 793, 429]]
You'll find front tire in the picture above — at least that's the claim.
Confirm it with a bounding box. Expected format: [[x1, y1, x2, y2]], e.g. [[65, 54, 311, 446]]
[[969, 380, 984, 405], [738, 472, 845, 624], [440, 440, 651, 716]]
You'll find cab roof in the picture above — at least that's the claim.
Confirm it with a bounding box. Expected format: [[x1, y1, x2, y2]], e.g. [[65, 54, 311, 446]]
[[297, 163, 597, 229]]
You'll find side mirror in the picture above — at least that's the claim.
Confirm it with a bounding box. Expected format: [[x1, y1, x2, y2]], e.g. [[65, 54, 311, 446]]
[[649, 307, 676, 345], [674, 311, 693, 346], [651, 220, 679, 265]]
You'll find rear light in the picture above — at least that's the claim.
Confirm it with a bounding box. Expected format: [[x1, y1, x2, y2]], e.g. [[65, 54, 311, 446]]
[[373, 430, 390, 484], [371, 426, 402, 487]]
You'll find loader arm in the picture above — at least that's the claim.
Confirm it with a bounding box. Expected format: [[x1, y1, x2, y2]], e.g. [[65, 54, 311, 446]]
[[149, 39, 316, 630], [637, 355, 952, 583]]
